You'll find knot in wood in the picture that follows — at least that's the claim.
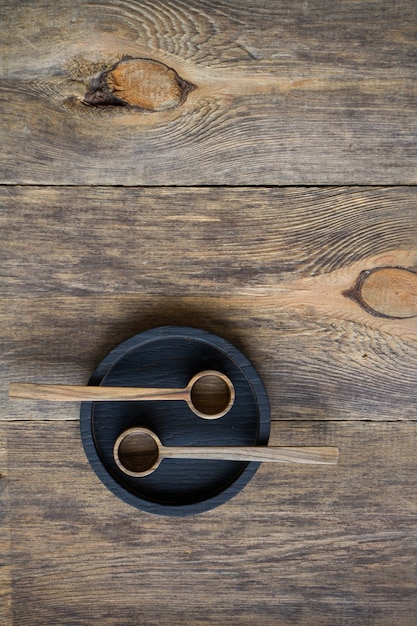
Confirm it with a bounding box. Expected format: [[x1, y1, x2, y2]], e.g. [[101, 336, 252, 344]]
[[84, 58, 194, 111], [345, 267, 417, 319]]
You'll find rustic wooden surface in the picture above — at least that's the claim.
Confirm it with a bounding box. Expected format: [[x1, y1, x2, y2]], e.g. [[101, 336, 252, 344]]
[[1, 1, 417, 624], [1, 186, 417, 624], [1, 0, 417, 184], [2, 420, 417, 625]]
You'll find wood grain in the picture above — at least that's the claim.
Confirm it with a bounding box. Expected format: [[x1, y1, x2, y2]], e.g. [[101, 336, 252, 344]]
[[2, 419, 417, 625], [2, 185, 417, 295], [2, 178, 416, 621], [2, 186, 416, 424], [2, 2, 417, 619], [0, 432, 12, 626], [1, 0, 417, 184]]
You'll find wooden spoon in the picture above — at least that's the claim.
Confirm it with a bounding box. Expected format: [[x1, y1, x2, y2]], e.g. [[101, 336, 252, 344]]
[[113, 427, 339, 477], [9, 371, 235, 419]]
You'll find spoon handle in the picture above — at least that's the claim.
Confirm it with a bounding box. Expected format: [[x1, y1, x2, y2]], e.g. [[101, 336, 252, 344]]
[[9, 382, 186, 402], [161, 446, 339, 465]]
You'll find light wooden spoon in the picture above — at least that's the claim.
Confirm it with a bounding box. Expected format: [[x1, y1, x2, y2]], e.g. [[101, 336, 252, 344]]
[[9, 370, 235, 419], [113, 427, 339, 477]]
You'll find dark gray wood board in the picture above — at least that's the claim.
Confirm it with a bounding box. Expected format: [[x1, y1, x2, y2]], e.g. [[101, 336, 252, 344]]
[[2, 186, 416, 426], [2, 420, 417, 625], [1, 0, 417, 184]]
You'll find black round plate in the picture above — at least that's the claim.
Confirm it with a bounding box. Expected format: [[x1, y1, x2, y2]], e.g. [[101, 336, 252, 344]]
[[80, 326, 270, 516]]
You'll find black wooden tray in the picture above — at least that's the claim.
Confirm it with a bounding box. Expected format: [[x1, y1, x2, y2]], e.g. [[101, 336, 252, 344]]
[[80, 326, 270, 516]]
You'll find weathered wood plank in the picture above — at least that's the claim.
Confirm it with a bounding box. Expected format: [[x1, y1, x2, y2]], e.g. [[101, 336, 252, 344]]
[[1, 0, 416, 184], [2, 186, 416, 422], [2, 420, 417, 625], [0, 434, 12, 626], [2, 186, 417, 295], [3, 291, 417, 423]]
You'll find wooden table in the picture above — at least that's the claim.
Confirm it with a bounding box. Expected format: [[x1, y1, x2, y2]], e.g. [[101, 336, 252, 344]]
[[1, 1, 417, 624]]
